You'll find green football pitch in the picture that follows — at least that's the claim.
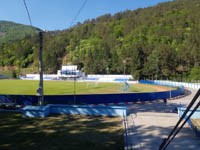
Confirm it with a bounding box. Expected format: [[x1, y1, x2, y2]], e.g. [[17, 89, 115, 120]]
[[0, 80, 172, 95]]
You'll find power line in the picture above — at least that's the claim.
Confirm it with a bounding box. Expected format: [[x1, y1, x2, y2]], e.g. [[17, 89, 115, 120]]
[[23, 0, 33, 27], [162, 99, 200, 150], [159, 88, 200, 150], [69, 0, 88, 27]]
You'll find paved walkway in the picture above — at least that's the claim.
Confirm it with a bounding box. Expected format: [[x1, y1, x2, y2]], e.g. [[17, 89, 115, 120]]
[[126, 88, 200, 150]]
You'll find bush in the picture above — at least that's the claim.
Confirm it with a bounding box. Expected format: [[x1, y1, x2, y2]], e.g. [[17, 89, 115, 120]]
[[189, 66, 200, 81], [11, 69, 20, 79]]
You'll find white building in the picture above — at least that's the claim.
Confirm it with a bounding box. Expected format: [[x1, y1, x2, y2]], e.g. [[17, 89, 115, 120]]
[[57, 65, 84, 79]]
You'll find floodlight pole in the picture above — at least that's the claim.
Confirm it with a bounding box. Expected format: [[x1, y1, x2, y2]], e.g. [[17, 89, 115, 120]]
[[106, 67, 109, 75], [37, 31, 44, 106], [73, 67, 76, 104], [123, 60, 126, 75]]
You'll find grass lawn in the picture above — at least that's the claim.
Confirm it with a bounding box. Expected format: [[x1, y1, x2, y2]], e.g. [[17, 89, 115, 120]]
[[0, 112, 124, 150], [0, 80, 172, 95]]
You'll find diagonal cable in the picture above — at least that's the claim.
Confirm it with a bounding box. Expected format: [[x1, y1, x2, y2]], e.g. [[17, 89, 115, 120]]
[[159, 88, 200, 150], [23, 0, 33, 27], [162, 96, 200, 150], [69, 0, 88, 27]]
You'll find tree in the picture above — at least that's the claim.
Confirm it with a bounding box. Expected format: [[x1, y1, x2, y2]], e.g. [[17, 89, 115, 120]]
[[189, 66, 200, 81]]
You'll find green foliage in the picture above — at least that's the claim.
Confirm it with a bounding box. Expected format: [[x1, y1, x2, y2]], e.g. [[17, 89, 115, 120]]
[[189, 66, 200, 80], [1, 0, 200, 80], [0, 21, 40, 45], [11, 69, 20, 79]]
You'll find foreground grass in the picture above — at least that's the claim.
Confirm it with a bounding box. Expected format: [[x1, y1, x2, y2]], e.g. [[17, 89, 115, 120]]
[[0, 112, 123, 150], [0, 80, 172, 95]]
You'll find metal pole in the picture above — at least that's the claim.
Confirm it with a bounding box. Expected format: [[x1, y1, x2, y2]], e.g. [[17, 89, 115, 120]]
[[124, 64, 125, 75], [106, 67, 109, 75], [123, 60, 126, 75], [73, 67, 76, 104], [37, 31, 44, 106]]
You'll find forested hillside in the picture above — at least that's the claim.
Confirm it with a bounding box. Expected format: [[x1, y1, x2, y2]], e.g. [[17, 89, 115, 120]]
[[0, 21, 40, 45], [0, 0, 200, 80]]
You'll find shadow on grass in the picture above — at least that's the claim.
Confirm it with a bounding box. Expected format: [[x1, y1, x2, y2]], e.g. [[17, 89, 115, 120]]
[[0, 112, 124, 150]]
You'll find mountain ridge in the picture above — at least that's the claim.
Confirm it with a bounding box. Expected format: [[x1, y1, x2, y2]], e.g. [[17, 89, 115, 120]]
[[0, 0, 200, 80], [0, 20, 41, 45]]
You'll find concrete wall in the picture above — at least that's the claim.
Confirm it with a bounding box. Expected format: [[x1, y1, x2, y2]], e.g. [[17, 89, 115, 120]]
[[22, 105, 50, 117], [87, 74, 133, 79], [178, 107, 200, 137], [178, 107, 200, 119], [21, 74, 58, 80], [22, 104, 127, 117]]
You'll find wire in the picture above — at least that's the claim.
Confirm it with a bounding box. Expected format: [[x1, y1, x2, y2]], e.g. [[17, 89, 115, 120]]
[[162, 98, 200, 150], [23, 0, 88, 28], [159, 88, 200, 150], [23, 0, 33, 27], [69, 0, 88, 27]]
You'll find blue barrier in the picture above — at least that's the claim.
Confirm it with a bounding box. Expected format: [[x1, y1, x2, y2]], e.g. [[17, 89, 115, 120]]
[[44, 85, 184, 105], [0, 95, 37, 105], [114, 78, 128, 82], [0, 81, 184, 106], [178, 107, 200, 119], [85, 78, 99, 81], [139, 80, 183, 88], [43, 77, 55, 80], [22, 104, 127, 117], [22, 105, 50, 117], [178, 107, 200, 137]]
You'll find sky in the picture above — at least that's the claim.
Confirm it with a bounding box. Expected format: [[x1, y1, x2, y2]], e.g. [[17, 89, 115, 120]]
[[0, 0, 172, 31]]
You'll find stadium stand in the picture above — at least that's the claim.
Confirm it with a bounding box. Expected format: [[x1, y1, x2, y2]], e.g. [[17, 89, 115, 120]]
[[84, 78, 99, 81], [114, 78, 129, 82]]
